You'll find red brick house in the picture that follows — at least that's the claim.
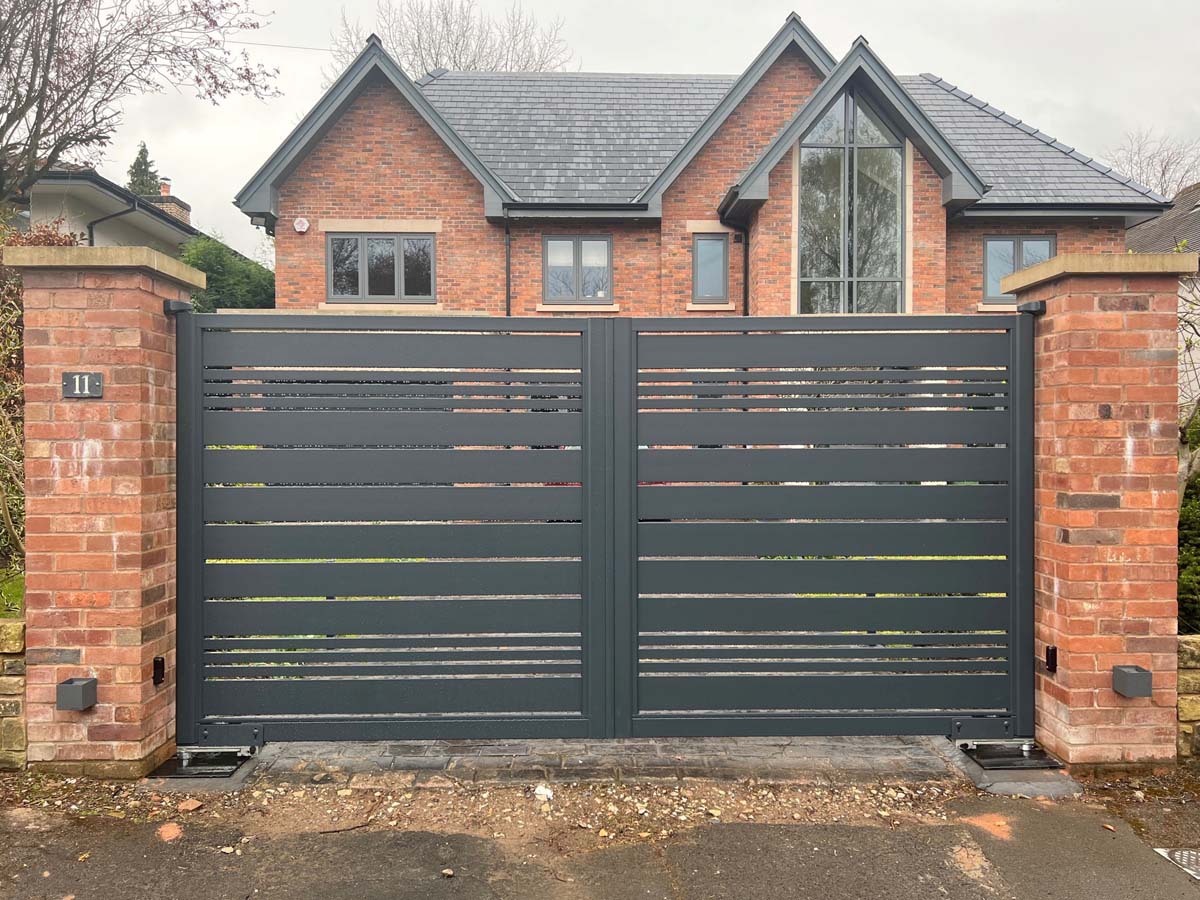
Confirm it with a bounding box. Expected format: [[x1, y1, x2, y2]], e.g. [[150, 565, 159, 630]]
[[235, 14, 1168, 316]]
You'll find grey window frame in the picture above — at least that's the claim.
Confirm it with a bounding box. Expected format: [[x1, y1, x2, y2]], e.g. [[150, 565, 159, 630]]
[[982, 234, 1057, 303], [541, 235, 614, 304], [325, 232, 437, 303], [692, 233, 730, 303], [796, 89, 905, 314]]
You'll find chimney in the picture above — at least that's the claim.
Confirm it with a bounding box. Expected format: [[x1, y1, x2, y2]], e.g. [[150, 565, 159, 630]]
[[140, 176, 191, 226]]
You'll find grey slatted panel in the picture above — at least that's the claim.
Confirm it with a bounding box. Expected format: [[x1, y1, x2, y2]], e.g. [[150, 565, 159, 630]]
[[639, 522, 1007, 557], [205, 448, 581, 485], [639, 559, 1008, 595], [204, 560, 580, 598], [204, 410, 582, 446], [210, 396, 583, 411], [637, 595, 1009, 631], [203, 677, 582, 716], [637, 368, 1004, 383], [636, 675, 1010, 712], [638, 485, 1008, 520], [204, 331, 581, 368], [638, 381, 1010, 396], [637, 332, 1010, 368], [206, 523, 581, 559], [638, 411, 1009, 445], [637, 448, 1008, 483], [205, 597, 581, 635], [207, 381, 584, 396], [205, 486, 581, 523]]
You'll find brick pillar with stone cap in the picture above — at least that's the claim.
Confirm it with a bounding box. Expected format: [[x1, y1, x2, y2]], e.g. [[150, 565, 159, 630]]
[[5, 246, 204, 777], [1005, 252, 1198, 766]]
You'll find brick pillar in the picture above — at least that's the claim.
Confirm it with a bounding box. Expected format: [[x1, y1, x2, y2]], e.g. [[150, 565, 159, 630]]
[[5, 246, 204, 777], [1006, 252, 1198, 766]]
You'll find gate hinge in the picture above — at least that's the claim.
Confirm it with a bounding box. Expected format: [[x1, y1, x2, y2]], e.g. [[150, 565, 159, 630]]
[[1016, 300, 1046, 316], [195, 723, 265, 748]]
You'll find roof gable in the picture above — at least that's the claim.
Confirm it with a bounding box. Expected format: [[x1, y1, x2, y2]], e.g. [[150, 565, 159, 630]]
[[633, 14, 836, 208], [722, 38, 986, 221], [234, 36, 517, 222]]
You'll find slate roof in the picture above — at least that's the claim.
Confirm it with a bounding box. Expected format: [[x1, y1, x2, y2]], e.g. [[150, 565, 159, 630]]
[[1127, 182, 1200, 252], [417, 69, 1164, 209], [419, 71, 735, 203]]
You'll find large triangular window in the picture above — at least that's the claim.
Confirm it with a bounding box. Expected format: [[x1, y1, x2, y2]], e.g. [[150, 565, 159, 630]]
[[797, 89, 904, 313]]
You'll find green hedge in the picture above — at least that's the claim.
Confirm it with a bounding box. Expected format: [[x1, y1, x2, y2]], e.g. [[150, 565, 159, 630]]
[[1179, 475, 1200, 633]]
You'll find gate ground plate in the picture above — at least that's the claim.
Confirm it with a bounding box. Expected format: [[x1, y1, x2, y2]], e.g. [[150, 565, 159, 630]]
[[150, 748, 250, 779], [960, 742, 1063, 770]]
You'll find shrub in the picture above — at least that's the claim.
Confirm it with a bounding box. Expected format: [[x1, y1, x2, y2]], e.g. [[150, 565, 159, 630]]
[[180, 236, 274, 312], [1179, 474, 1200, 633]]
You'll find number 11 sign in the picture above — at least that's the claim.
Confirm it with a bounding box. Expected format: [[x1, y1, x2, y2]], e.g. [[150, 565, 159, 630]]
[[61, 372, 104, 399]]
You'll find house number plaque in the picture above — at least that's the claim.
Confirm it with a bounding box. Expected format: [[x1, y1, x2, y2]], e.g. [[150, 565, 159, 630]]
[[62, 372, 104, 399]]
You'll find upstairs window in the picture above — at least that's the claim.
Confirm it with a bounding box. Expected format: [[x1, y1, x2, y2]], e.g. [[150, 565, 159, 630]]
[[797, 89, 904, 314], [327, 233, 435, 302], [983, 236, 1056, 302], [543, 236, 613, 303]]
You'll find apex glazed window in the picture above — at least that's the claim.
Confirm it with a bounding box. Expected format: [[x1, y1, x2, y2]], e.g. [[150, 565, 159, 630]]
[[543, 236, 613, 303], [797, 89, 904, 314], [983, 236, 1056, 302], [327, 233, 435, 302]]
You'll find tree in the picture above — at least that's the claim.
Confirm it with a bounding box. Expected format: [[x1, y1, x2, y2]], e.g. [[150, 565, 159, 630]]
[[1107, 128, 1200, 200], [0, 0, 277, 207], [327, 0, 573, 82], [0, 221, 78, 571], [180, 236, 275, 312], [126, 141, 160, 195]]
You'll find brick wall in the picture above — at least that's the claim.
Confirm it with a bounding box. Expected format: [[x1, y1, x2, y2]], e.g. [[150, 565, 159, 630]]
[[945, 218, 1125, 314], [910, 152, 947, 313], [1011, 258, 1190, 766], [9, 246, 200, 777], [1180, 635, 1200, 758], [0, 620, 23, 770]]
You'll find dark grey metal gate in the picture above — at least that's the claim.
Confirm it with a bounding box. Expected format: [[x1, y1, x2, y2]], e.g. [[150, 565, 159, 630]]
[[176, 312, 1033, 746]]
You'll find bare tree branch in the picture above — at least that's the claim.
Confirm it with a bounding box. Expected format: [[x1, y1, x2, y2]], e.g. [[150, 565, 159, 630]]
[[1107, 128, 1200, 199], [0, 0, 278, 205], [325, 0, 574, 83]]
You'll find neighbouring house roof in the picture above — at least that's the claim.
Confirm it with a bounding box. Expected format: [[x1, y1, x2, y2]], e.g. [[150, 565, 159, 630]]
[[236, 13, 1169, 226], [31, 165, 200, 246], [1127, 182, 1200, 252]]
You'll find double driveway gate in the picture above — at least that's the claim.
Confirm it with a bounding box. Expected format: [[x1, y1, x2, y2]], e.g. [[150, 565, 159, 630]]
[[176, 312, 1033, 746]]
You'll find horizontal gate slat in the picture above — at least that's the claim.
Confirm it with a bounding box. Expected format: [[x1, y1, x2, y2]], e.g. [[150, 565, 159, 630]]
[[205, 486, 581, 523], [632, 315, 1017, 332], [636, 368, 1006, 383], [209, 396, 583, 411], [638, 647, 1006, 662], [640, 661, 1007, 674], [206, 381, 584, 397], [205, 448, 582, 485], [638, 382, 1010, 397], [637, 396, 1005, 410], [638, 632, 1006, 646], [204, 635, 582, 650], [637, 332, 1010, 368], [637, 595, 1009, 631], [638, 411, 1008, 445], [204, 410, 582, 446], [205, 369, 585, 385], [206, 523, 582, 559], [205, 597, 580, 634], [205, 663, 582, 678], [204, 331, 582, 368], [639, 559, 1008, 595], [636, 448, 1009, 484], [205, 648, 581, 664], [638, 485, 1008, 520], [202, 676, 582, 716], [638, 522, 1008, 557], [204, 560, 580, 598], [637, 674, 1010, 712]]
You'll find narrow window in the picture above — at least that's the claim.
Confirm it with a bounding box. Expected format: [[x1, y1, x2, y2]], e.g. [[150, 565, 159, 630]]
[[693, 234, 728, 303], [542, 236, 613, 303], [983, 235, 1057, 302], [326, 233, 436, 302], [797, 90, 903, 313]]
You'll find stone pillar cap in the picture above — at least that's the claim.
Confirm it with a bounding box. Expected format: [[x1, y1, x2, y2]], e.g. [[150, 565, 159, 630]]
[[1001, 251, 1198, 295], [1, 245, 205, 290]]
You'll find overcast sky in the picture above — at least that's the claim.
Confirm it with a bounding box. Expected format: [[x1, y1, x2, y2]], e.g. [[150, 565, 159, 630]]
[[96, 0, 1200, 259]]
